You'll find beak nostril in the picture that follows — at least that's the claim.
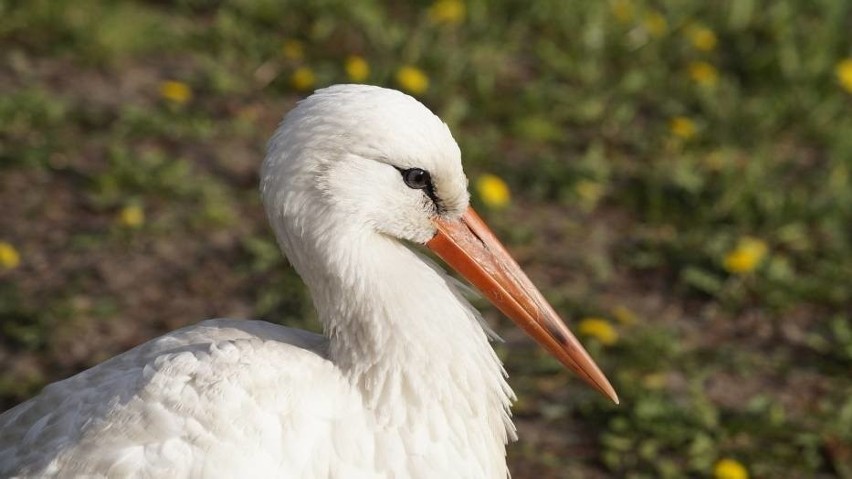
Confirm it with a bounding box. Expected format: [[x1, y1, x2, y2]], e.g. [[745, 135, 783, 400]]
[[465, 223, 487, 247]]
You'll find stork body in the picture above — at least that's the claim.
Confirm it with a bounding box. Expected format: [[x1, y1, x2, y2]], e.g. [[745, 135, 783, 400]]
[[0, 85, 614, 478], [1, 313, 508, 477]]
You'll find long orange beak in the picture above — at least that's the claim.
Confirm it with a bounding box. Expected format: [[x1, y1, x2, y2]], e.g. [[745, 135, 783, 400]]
[[427, 207, 618, 404]]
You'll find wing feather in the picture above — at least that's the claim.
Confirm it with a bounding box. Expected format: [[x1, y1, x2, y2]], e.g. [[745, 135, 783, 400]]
[[0, 319, 378, 478]]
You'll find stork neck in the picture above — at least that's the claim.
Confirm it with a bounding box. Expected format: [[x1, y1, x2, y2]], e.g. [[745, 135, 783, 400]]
[[312, 233, 496, 394], [272, 210, 516, 475], [301, 228, 514, 429]]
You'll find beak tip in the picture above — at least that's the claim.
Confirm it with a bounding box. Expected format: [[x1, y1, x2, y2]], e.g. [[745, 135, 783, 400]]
[[596, 378, 620, 405]]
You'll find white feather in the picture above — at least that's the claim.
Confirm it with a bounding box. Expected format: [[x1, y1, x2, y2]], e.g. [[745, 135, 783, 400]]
[[0, 85, 516, 478]]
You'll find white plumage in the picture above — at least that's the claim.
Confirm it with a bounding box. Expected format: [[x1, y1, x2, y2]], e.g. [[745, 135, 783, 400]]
[[0, 85, 614, 478]]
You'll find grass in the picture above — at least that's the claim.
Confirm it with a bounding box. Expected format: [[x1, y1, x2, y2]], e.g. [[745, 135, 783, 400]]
[[1, 0, 850, 477]]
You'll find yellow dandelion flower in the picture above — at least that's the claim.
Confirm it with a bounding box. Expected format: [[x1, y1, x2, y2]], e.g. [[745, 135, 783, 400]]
[[396, 66, 429, 95], [119, 205, 145, 228], [644, 11, 668, 37], [612, 305, 637, 326], [723, 237, 768, 274], [670, 116, 697, 139], [836, 58, 852, 93], [610, 0, 634, 24], [575, 179, 605, 210], [687, 24, 718, 51], [476, 174, 511, 209], [714, 458, 749, 479], [428, 0, 465, 24], [688, 61, 719, 86], [281, 39, 305, 61], [0, 242, 21, 270], [345, 56, 370, 83], [159, 80, 192, 105], [578, 318, 619, 346], [290, 67, 316, 92]]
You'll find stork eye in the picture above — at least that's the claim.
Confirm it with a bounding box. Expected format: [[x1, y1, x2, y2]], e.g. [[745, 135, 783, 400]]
[[401, 168, 430, 190]]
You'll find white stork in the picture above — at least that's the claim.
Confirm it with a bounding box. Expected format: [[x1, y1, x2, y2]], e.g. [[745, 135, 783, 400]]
[[0, 84, 617, 478]]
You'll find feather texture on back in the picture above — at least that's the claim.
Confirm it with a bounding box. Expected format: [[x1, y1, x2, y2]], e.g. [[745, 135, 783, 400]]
[[0, 320, 380, 478]]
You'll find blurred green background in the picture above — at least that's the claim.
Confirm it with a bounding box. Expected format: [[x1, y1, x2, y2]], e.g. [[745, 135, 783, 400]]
[[1, 0, 851, 477]]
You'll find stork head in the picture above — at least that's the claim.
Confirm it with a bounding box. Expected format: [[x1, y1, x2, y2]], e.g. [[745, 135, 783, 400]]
[[261, 84, 618, 403], [263, 84, 468, 245]]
